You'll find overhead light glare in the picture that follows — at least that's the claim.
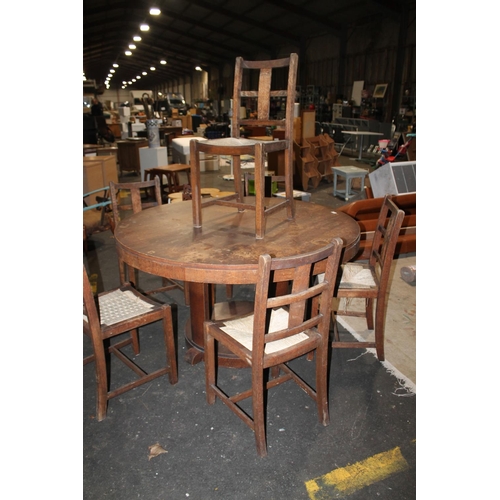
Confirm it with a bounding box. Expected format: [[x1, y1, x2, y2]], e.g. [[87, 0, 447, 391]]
[[129, 44, 136, 49], [140, 24, 149, 31], [142, 71, 147, 75], [160, 59, 167, 65], [133, 35, 141, 42], [125, 50, 132, 56], [195, 66, 202, 71], [113, 63, 119, 68], [150, 8, 161, 15], [150, 66, 156, 71]]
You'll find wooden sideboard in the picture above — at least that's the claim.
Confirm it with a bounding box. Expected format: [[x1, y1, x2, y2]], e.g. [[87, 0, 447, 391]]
[[116, 138, 148, 175]]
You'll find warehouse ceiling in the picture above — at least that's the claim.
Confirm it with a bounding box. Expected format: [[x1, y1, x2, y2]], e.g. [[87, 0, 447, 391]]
[[83, 0, 414, 93]]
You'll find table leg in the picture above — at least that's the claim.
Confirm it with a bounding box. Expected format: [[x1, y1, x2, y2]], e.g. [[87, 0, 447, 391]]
[[184, 282, 211, 365], [357, 136, 364, 160], [184, 282, 254, 368]]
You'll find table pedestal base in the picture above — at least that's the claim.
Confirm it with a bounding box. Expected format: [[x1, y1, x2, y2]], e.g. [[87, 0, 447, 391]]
[[184, 298, 254, 368]]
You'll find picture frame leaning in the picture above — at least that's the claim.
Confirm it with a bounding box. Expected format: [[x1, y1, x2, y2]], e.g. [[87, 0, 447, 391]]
[[373, 84, 388, 98]]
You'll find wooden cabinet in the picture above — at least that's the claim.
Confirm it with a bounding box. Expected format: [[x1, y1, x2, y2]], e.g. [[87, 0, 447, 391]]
[[116, 138, 148, 174], [83, 155, 118, 205], [108, 123, 122, 139]]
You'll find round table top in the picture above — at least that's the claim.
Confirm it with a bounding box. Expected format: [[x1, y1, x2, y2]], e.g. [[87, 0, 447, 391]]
[[114, 199, 360, 284]]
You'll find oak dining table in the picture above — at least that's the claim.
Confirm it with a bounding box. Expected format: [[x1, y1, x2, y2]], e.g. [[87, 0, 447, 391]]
[[114, 197, 360, 368]]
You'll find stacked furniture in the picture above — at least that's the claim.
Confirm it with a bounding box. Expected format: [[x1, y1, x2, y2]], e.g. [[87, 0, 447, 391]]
[[293, 134, 340, 191]]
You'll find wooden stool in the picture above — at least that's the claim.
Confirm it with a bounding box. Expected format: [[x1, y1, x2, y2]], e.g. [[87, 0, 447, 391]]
[[144, 164, 191, 198]]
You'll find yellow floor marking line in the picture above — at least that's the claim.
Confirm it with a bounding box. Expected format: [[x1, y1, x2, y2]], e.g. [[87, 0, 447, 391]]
[[305, 446, 409, 499]]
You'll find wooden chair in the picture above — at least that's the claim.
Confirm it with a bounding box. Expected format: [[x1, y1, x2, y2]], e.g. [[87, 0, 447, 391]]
[[204, 237, 343, 457], [83, 266, 178, 421], [331, 196, 405, 360], [109, 178, 188, 302], [190, 53, 299, 239]]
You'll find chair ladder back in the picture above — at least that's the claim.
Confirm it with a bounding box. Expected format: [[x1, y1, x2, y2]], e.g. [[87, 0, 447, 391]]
[[256, 67, 272, 120], [258, 239, 343, 346], [369, 196, 405, 274], [236, 54, 298, 134]]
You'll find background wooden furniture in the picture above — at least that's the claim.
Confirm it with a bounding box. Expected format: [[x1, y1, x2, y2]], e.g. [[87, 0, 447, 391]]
[[113, 199, 360, 367], [83, 266, 178, 421], [293, 140, 320, 191], [107, 123, 122, 139], [190, 53, 299, 239], [331, 196, 404, 361], [204, 237, 343, 457], [83, 155, 118, 206], [116, 138, 148, 175], [144, 163, 191, 201]]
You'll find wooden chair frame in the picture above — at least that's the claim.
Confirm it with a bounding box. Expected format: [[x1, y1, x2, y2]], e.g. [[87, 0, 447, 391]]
[[204, 237, 343, 457], [83, 266, 178, 421], [332, 196, 405, 360], [109, 178, 188, 301], [190, 53, 299, 239]]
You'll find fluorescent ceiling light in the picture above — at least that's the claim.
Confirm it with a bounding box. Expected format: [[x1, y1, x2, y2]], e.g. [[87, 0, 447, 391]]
[[140, 24, 149, 31], [150, 8, 161, 15]]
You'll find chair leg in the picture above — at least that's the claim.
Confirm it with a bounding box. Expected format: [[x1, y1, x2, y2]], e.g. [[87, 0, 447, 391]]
[[252, 369, 267, 457], [162, 308, 178, 385], [130, 328, 140, 355], [374, 297, 386, 361], [365, 298, 374, 330], [93, 341, 110, 421], [315, 345, 330, 426], [204, 331, 216, 405]]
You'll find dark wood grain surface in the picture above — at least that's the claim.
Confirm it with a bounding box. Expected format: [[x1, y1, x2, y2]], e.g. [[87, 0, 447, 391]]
[[115, 199, 359, 366], [115, 198, 360, 284]]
